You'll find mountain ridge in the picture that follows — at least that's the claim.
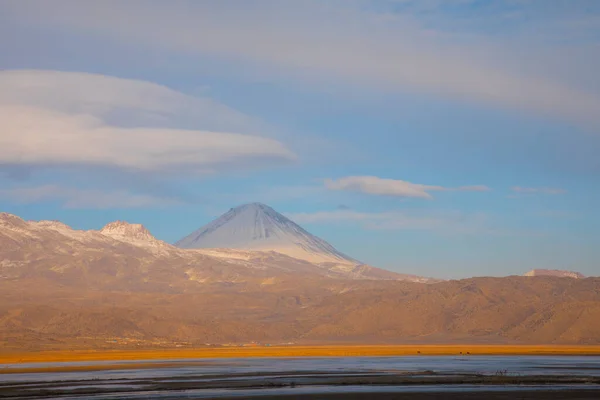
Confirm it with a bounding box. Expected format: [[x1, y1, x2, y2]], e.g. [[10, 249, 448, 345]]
[[1, 211, 589, 282], [0, 211, 406, 282], [1, 210, 599, 348], [524, 269, 585, 279]]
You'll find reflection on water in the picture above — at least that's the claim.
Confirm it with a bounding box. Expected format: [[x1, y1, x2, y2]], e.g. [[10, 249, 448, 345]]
[[46, 385, 600, 400], [2, 355, 600, 381], [1, 356, 599, 398]]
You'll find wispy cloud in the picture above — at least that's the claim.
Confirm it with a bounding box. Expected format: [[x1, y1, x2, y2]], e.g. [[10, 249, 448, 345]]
[[535, 210, 579, 219], [0, 70, 265, 134], [4, 1, 600, 126], [0, 185, 179, 209], [287, 208, 545, 237], [287, 209, 489, 234], [511, 186, 566, 195], [0, 70, 295, 174], [325, 176, 490, 199]]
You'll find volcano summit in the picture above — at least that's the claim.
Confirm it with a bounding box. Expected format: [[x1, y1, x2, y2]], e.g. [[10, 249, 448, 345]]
[[176, 203, 358, 265]]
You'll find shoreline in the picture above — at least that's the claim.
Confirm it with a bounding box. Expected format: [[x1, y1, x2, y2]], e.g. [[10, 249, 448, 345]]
[[2, 344, 600, 365]]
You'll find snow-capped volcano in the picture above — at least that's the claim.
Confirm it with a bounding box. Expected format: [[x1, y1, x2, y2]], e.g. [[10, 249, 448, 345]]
[[175, 203, 359, 265]]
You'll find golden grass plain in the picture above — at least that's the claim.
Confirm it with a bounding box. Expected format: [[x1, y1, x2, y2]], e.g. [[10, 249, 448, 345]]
[[2, 345, 600, 370]]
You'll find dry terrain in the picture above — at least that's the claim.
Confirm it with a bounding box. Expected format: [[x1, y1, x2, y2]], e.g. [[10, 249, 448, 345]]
[[1, 212, 600, 351], [2, 276, 599, 351], [3, 345, 600, 367]]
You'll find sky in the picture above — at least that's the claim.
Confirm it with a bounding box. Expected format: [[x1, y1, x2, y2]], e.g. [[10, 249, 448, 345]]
[[1, 0, 599, 279]]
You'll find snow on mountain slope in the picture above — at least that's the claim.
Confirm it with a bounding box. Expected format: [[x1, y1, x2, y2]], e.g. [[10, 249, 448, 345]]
[[1, 212, 169, 251], [100, 221, 153, 240], [0, 211, 405, 285], [0, 211, 428, 282], [175, 203, 359, 265], [524, 269, 585, 279], [99, 221, 170, 249]]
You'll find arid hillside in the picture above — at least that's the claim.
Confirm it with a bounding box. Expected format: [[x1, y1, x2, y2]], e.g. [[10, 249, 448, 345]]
[[2, 276, 599, 350], [299, 277, 600, 344], [1, 212, 599, 350]]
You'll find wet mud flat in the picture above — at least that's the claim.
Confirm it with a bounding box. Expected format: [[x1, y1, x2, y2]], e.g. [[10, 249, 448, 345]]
[[1, 371, 599, 399], [221, 390, 600, 400]]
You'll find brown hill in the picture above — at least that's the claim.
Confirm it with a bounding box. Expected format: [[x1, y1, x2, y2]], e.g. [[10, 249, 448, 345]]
[[299, 277, 600, 344], [1, 212, 599, 350], [2, 276, 599, 350]]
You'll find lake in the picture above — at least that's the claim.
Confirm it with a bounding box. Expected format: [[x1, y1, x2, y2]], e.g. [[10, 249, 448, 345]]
[[1, 356, 599, 399]]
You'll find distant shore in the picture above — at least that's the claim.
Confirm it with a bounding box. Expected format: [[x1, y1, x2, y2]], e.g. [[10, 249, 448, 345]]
[[2, 344, 600, 366]]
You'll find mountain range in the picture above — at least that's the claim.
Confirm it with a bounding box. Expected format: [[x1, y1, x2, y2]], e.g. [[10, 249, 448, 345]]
[[0, 205, 597, 350]]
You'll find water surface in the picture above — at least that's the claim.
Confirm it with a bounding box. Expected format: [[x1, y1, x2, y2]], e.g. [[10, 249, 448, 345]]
[[1, 356, 599, 399]]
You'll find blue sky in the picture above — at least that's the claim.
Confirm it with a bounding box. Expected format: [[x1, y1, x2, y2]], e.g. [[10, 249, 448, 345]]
[[1, 0, 599, 278]]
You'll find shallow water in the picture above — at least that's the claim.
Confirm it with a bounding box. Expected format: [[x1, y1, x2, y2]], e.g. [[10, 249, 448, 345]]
[[1, 356, 599, 399], [2, 355, 600, 382], [40, 385, 600, 400]]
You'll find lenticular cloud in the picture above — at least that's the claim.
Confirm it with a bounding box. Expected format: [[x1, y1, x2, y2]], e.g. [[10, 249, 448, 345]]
[[0, 70, 295, 174]]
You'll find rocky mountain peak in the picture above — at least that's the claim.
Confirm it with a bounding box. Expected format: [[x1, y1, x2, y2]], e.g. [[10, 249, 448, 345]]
[[0, 212, 27, 228], [100, 221, 155, 242], [524, 269, 585, 279]]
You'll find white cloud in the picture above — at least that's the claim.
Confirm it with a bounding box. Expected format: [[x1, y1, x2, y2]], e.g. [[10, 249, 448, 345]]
[[0, 70, 295, 173], [457, 185, 491, 192], [511, 186, 567, 195], [4, 1, 600, 126], [287, 208, 549, 237], [325, 176, 489, 199], [0, 105, 294, 172], [0, 70, 264, 134], [325, 176, 437, 199], [287, 209, 489, 233], [0, 185, 179, 209]]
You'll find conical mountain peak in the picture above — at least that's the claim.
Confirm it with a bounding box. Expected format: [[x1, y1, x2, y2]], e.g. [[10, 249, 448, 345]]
[[235, 202, 284, 214], [175, 203, 358, 264], [237, 202, 270, 209], [230, 202, 272, 213]]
